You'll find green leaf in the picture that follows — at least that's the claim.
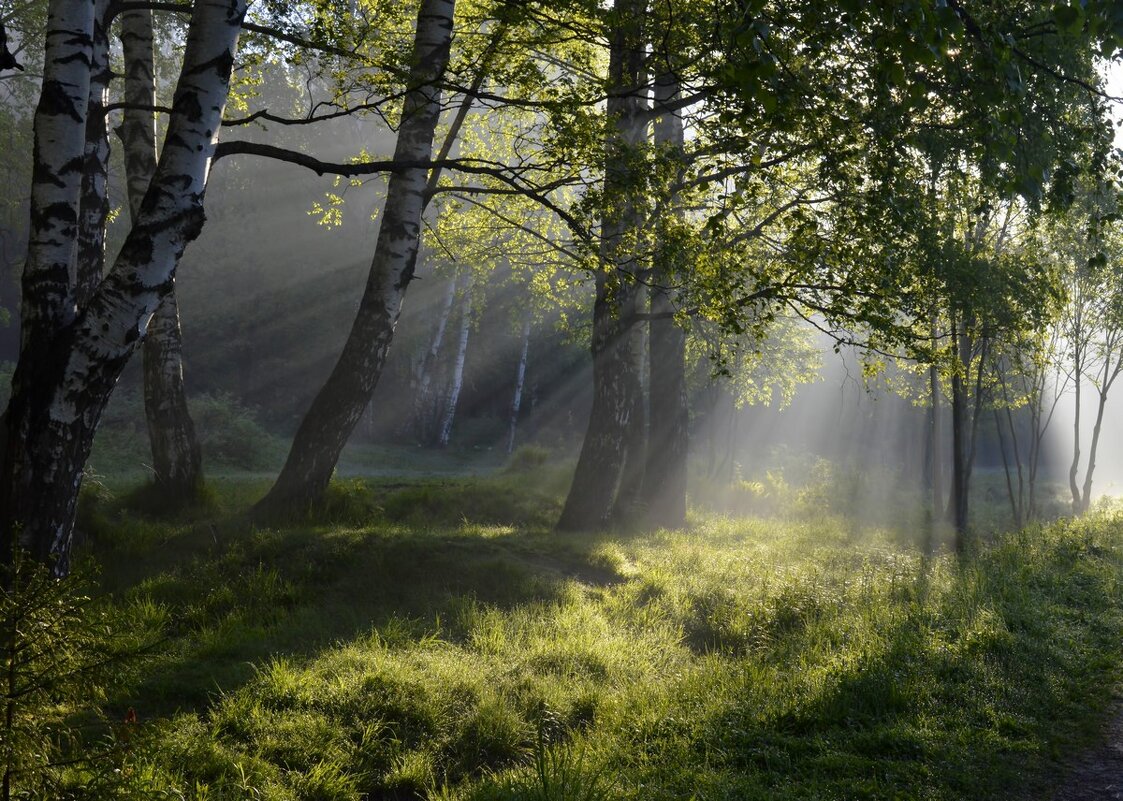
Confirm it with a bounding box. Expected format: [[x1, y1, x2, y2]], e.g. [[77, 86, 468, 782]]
[[1053, 3, 1084, 34]]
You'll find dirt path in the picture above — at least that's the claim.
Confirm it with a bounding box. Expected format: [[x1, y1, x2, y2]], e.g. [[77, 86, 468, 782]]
[[1052, 699, 1123, 800]]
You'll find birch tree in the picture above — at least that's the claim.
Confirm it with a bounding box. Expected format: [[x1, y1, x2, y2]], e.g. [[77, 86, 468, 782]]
[[556, 0, 648, 531], [256, 0, 457, 515], [507, 314, 531, 453], [118, 8, 205, 502], [1061, 185, 1123, 514], [437, 272, 473, 447], [641, 66, 689, 530], [0, 0, 247, 570]]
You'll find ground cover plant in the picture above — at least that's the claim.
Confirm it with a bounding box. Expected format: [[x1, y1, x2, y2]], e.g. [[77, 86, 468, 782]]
[[21, 467, 1123, 800]]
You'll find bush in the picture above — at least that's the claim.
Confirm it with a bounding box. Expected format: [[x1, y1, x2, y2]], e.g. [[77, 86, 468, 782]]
[[505, 445, 552, 473], [190, 393, 278, 471]]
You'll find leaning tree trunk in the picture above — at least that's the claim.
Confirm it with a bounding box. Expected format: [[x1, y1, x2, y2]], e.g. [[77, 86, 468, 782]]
[[641, 69, 689, 530], [506, 315, 531, 453], [1079, 386, 1111, 515], [556, 0, 647, 531], [0, 0, 246, 571], [413, 274, 458, 444], [256, 0, 456, 516], [120, 6, 205, 502], [437, 274, 472, 447]]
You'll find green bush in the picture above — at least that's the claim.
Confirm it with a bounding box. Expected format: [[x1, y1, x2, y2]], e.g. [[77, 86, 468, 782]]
[[190, 392, 278, 470], [505, 445, 552, 473]]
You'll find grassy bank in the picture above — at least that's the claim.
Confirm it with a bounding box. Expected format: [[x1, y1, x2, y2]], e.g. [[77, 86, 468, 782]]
[[32, 475, 1123, 799]]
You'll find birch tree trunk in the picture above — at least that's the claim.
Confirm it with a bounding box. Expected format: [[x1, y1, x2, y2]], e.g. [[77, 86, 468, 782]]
[[1077, 355, 1122, 515], [75, 0, 110, 308], [506, 315, 531, 453], [642, 69, 689, 530], [413, 274, 458, 444], [0, 0, 246, 570], [947, 320, 970, 549], [1, 0, 95, 569], [926, 355, 943, 554], [556, 0, 647, 531], [1069, 347, 1083, 513], [15, 0, 93, 355], [257, 0, 457, 515], [437, 275, 472, 447], [119, 8, 205, 502], [612, 282, 647, 522], [1080, 390, 1109, 514]]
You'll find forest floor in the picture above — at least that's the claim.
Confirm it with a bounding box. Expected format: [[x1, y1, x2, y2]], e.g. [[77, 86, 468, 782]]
[[22, 462, 1123, 800]]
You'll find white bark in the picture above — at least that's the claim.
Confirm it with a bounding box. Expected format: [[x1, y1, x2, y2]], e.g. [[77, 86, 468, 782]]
[[76, 0, 111, 307], [438, 275, 473, 447], [413, 273, 459, 442], [1, 0, 246, 567], [119, 7, 158, 220], [19, 0, 94, 348], [120, 6, 204, 498], [57, 0, 246, 424], [507, 315, 532, 453], [259, 0, 457, 512]]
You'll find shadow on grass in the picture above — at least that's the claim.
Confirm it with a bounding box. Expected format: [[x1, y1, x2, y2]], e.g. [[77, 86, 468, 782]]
[[80, 473, 625, 717]]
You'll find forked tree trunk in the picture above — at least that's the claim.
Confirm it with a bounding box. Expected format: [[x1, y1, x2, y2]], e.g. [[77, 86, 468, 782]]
[[437, 275, 472, 447], [642, 69, 689, 530], [994, 408, 1021, 529], [256, 0, 456, 516], [557, 0, 647, 531], [120, 7, 205, 502], [1077, 358, 1121, 515], [0, 0, 246, 570], [506, 315, 531, 453]]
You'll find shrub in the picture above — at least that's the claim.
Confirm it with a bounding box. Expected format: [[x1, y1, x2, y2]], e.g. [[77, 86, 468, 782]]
[[505, 445, 552, 473], [190, 393, 278, 470]]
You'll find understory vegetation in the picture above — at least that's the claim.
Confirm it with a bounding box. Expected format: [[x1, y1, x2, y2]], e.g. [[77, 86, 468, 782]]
[[13, 461, 1123, 800]]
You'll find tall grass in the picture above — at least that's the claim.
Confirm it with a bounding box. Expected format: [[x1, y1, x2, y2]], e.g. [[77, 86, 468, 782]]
[[52, 473, 1123, 801]]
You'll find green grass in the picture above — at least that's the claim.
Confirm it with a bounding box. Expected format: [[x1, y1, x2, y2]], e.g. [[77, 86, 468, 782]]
[[49, 470, 1123, 800]]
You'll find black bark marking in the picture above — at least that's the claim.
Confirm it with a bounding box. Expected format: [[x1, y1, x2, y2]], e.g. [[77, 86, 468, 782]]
[[59, 154, 85, 176], [37, 80, 85, 122], [185, 49, 235, 81], [30, 201, 79, 230], [175, 90, 204, 123], [32, 155, 67, 188]]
